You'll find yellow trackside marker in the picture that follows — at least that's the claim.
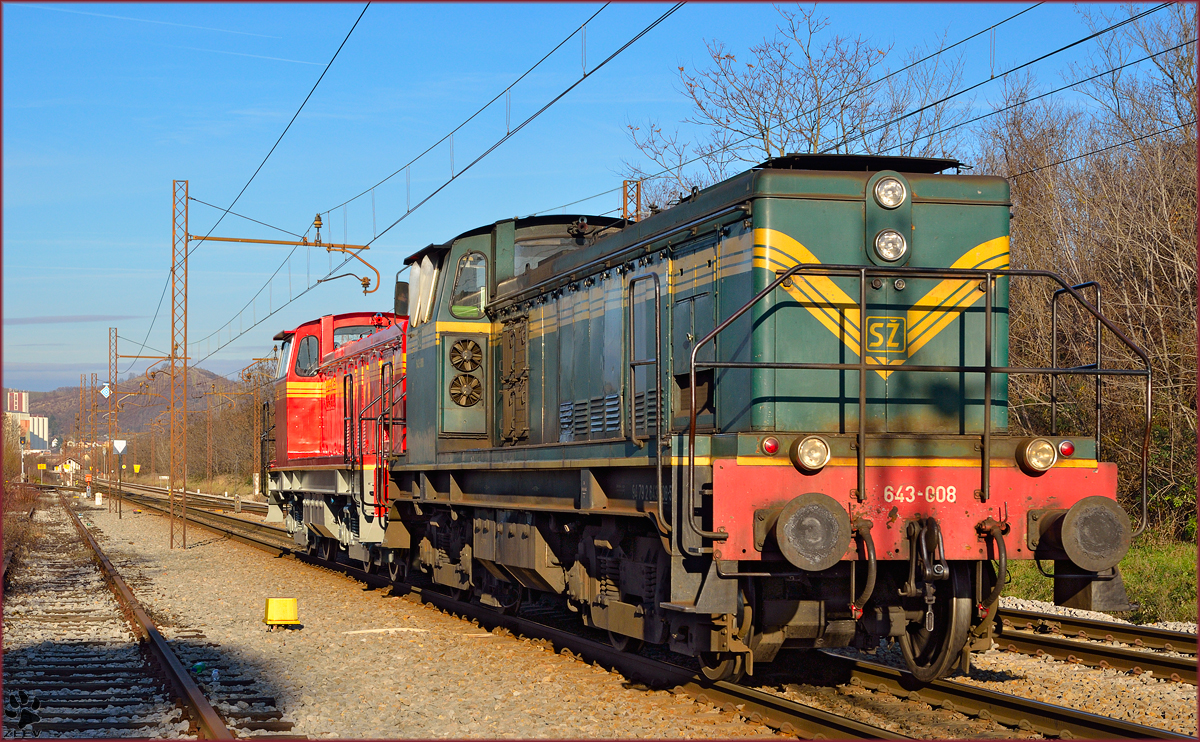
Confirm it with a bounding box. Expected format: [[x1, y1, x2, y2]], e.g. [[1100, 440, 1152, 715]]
[[264, 597, 299, 627], [754, 229, 1010, 379]]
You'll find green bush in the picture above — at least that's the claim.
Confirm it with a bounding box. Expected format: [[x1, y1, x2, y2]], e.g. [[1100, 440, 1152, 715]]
[[1004, 534, 1197, 624]]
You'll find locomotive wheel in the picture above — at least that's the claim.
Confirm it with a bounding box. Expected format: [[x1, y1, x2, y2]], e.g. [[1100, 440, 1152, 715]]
[[698, 652, 745, 683], [361, 547, 378, 575], [387, 550, 409, 583], [899, 561, 972, 682], [608, 631, 644, 653], [496, 588, 522, 616], [316, 537, 335, 562]]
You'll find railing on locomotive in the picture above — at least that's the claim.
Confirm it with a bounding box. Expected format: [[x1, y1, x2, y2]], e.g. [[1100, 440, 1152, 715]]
[[681, 263, 1152, 558]]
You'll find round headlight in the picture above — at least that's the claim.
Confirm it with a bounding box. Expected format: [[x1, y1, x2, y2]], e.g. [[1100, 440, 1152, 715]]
[[1017, 438, 1057, 473], [789, 435, 831, 473], [874, 177, 906, 209], [874, 230, 907, 262]]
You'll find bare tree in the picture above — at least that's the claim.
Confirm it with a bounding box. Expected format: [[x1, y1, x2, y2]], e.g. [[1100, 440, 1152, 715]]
[[977, 4, 1197, 536], [623, 4, 969, 211]]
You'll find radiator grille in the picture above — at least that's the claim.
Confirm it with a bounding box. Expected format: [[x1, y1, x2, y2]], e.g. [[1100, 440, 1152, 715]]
[[634, 389, 659, 435]]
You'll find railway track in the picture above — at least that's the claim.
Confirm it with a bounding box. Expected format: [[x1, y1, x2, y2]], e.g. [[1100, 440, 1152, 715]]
[[2, 493, 231, 738], [99, 481, 1198, 689], [5, 491, 298, 738], [93, 480, 269, 516], [994, 612, 1196, 685], [96, 482, 1196, 740]]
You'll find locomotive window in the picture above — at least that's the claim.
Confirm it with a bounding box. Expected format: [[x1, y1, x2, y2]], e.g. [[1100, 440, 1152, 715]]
[[275, 338, 292, 380], [333, 325, 374, 348], [294, 335, 319, 377], [514, 236, 578, 276], [450, 252, 488, 319], [409, 254, 442, 327]]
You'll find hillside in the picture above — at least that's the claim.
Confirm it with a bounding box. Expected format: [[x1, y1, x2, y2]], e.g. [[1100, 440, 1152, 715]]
[[12, 366, 228, 443]]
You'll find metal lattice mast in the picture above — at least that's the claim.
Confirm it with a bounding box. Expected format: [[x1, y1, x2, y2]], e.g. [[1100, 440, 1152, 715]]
[[622, 180, 642, 222], [108, 328, 118, 477], [169, 180, 189, 549], [77, 375, 85, 451], [89, 373, 99, 477], [206, 383, 213, 495]]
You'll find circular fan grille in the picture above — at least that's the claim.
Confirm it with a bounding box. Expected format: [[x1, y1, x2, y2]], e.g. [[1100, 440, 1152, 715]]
[[449, 374, 483, 407], [449, 339, 482, 372]]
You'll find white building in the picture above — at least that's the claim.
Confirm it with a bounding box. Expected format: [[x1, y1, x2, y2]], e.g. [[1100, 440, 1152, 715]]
[[6, 389, 49, 450]]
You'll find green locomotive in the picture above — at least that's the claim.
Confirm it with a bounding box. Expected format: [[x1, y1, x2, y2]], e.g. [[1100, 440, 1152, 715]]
[[267, 154, 1146, 681]]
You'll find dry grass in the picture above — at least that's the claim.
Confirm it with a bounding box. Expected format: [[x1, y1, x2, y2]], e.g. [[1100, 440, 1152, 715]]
[[3, 482, 42, 563]]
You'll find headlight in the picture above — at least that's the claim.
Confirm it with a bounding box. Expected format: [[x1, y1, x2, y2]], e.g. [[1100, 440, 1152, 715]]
[[1017, 438, 1057, 473], [874, 177, 906, 209], [874, 230, 907, 262], [789, 435, 831, 473]]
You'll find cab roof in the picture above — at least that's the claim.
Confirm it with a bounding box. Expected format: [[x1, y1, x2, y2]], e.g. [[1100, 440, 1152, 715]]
[[757, 153, 964, 174]]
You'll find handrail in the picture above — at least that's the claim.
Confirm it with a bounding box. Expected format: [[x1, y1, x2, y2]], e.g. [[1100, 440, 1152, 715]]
[[358, 363, 407, 518], [1052, 282, 1101, 457], [684, 262, 1151, 556], [626, 273, 668, 535]]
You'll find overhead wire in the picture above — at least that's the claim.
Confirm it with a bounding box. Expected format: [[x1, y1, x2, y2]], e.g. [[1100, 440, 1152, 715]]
[[188, 197, 305, 239], [190, 3, 685, 366], [818, 2, 1171, 154], [191, 3, 613, 351], [120, 3, 369, 376], [875, 37, 1196, 157], [366, 2, 685, 246], [530, 2, 1174, 217], [1009, 120, 1196, 179], [322, 3, 611, 214], [527, 2, 1046, 216]]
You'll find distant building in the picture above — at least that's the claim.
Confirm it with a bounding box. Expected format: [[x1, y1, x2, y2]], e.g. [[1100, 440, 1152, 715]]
[[5, 389, 49, 450], [6, 390, 28, 414]]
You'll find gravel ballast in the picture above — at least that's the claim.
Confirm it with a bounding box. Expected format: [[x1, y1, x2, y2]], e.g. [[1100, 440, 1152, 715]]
[[77, 497, 782, 739], [75, 494, 1197, 738]]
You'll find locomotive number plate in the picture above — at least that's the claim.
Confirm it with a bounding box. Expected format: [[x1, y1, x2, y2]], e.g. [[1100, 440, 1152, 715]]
[[882, 484, 958, 503]]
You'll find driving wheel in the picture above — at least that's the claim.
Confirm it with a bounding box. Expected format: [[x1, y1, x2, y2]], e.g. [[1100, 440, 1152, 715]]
[[387, 550, 409, 583], [698, 652, 745, 683], [317, 536, 335, 562], [899, 560, 972, 682], [361, 546, 378, 575], [608, 631, 644, 653]]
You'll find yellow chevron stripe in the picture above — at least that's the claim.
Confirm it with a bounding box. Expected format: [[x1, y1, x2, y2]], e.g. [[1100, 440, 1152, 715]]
[[754, 229, 862, 344], [754, 229, 1009, 380], [906, 237, 1009, 356]]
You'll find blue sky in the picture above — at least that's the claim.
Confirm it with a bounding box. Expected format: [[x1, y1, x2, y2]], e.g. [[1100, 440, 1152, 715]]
[[3, 2, 1119, 391]]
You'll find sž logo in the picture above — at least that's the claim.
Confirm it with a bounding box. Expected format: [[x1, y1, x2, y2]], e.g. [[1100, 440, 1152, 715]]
[[865, 316, 906, 354]]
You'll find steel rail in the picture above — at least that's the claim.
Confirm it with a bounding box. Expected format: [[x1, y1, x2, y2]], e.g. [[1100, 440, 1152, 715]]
[[97, 486, 900, 739], [406, 587, 905, 740], [994, 627, 1196, 684], [100, 479, 268, 515], [998, 607, 1197, 655], [819, 652, 1193, 740], [113, 491, 292, 554], [57, 493, 234, 739], [84, 483, 1192, 739]]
